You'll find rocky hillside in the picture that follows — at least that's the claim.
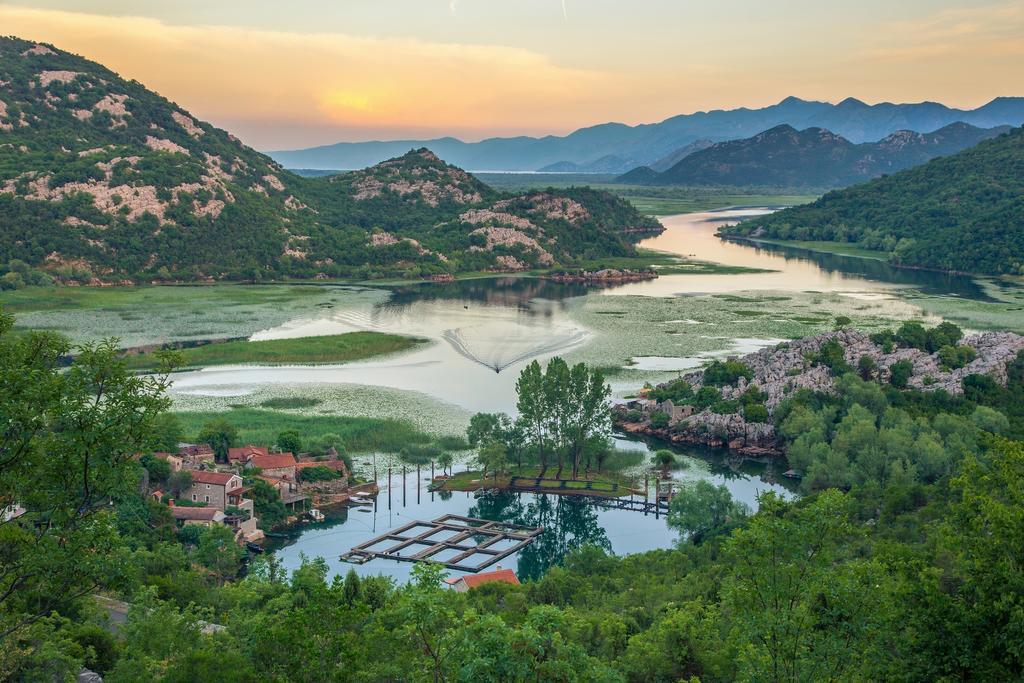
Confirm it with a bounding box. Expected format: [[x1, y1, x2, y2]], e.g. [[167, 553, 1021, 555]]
[[618, 327, 1024, 455], [619, 122, 1010, 187], [0, 37, 659, 283]]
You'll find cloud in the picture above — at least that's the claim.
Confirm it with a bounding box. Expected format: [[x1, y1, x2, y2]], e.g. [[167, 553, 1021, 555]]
[[0, 5, 607, 147], [863, 1, 1024, 63]]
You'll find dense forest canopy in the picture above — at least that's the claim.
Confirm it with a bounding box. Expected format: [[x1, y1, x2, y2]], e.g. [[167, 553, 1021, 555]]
[[4, 305, 1024, 680], [721, 126, 1024, 275], [0, 36, 659, 284]]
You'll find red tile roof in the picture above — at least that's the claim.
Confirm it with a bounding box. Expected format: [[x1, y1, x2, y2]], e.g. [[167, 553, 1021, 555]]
[[250, 454, 297, 470], [190, 471, 236, 486], [170, 507, 223, 521], [447, 569, 520, 589], [228, 445, 269, 462]]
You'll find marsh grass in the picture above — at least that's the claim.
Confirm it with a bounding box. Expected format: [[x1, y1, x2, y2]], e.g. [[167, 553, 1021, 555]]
[[259, 397, 323, 409], [174, 408, 434, 454], [124, 332, 426, 371]]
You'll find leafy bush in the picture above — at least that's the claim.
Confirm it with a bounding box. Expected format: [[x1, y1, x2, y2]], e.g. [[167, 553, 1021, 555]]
[[702, 360, 754, 387], [649, 411, 670, 428], [938, 344, 977, 370], [889, 360, 913, 388]]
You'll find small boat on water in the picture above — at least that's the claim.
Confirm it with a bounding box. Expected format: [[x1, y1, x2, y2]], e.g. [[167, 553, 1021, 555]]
[[349, 496, 373, 506], [307, 508, 325, 522]]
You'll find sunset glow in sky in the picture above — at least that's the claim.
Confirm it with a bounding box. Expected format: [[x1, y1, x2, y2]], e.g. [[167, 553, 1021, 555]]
[[2, 0, 1021, 149]]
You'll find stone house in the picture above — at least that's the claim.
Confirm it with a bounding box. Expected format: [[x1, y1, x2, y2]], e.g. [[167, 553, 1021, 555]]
[[249, 453, 297, 480], [152, 452, 184, 472], [659, 400, 695, 423], [178, 444, 216, 468], [170, 506, 225, 527], [184, 471, 253, 515], [228, 445, 269, 466]]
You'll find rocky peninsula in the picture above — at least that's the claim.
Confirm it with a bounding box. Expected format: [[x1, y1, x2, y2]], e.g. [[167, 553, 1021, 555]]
[[615, 327, 1024, 457]]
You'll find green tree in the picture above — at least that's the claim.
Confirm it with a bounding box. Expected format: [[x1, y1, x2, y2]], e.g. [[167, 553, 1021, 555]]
[[649, 411, 670, 429], [0, 310, 172, 640], [889, 359, 913, 388], [193, 525, 244, 586], [478, 441, 508, 483], [197, 419, 238, 463], [653, 449, 675, 473], [167, 470, 194, 498], [151, 413, 183, 452], [516, 361, 550, 475], [667, 480, 749, 544], [140, 453, 172, 486], [437, 452, 454, 477], [275, 429, 302, 455], [721, 491, 891, 682]]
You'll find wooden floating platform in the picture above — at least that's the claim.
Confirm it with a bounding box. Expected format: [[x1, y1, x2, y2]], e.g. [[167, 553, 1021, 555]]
[[340, 514, 544, 572]]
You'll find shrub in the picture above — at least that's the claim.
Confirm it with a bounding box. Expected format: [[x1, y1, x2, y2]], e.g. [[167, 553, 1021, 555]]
[[938, 344, 977, 370], [702, 360, 753, 387], [649, 411, 670, 429], [711, 400, 740, 415], [890, 360, 914, 388], [813, 339, 852, 376], [743, 403, 770, 423], [298, 466, 342, 482], [692, 386, 722, 409]]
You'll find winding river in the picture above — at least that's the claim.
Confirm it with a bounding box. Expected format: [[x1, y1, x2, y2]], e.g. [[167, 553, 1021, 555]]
[[172, 208, 987, 580]]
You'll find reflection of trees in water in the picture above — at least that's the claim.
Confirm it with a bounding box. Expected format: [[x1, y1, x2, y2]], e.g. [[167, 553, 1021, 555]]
[[382, 278, 589, 312], [721, 237, 989, 300], [468, 492, 611, 581]]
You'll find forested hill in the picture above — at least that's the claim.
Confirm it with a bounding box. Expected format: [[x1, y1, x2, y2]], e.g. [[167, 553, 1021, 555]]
[[0, 37, 659, 284], [618, 122, 1011, 186], [720, 127, 1024, 275]]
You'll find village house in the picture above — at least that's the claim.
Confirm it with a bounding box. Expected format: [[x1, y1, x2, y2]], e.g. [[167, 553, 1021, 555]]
[[659, 399, 695, 422], [152, 451, 184, 472], [228, 444, 269, 466], [248, 453, 297, 480], [179, 471, 260, 538], [444, 567, 520, 592], [183, 471, 253, 514], [170, 506, 225, 527], [178, 444, 216, 468]]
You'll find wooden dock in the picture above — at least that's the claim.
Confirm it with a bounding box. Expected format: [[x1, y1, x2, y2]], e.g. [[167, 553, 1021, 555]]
[[340, 514, 544, 572]]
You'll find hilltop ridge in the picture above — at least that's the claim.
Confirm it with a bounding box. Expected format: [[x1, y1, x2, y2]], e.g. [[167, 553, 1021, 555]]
[[0, 37, 659, 283]]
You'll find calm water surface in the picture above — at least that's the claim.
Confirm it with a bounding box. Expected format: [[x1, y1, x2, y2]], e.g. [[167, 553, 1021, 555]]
[[183, 208, 987, 579]]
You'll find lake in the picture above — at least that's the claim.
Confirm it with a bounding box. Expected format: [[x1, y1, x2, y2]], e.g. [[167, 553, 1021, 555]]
[[241, 207, 986, 580]]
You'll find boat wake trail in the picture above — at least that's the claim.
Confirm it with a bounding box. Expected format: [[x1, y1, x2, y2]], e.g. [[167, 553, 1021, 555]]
[[442, 326, 588, 373]]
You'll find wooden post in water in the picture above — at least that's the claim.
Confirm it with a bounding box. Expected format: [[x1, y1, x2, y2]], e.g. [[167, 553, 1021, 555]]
[[387, 467, 392, 510], [417, 464, 421, 504], [402, 466, 407, 507]]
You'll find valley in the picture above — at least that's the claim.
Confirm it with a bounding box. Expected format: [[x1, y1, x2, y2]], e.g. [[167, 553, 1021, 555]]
[[7, 204, 1018, 583]]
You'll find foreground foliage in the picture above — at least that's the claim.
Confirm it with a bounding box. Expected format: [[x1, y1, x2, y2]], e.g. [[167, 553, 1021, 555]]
[[4, 310, 1024, 681]]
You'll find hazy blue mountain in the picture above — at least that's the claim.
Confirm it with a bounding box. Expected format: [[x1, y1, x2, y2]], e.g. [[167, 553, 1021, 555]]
[[269, 96, 1024, 171], [620, 122, 1012, 187], [647, 139, 715, 172]]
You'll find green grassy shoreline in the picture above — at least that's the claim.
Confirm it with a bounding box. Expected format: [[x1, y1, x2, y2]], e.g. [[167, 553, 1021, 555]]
[[124, 331, 426, 372]]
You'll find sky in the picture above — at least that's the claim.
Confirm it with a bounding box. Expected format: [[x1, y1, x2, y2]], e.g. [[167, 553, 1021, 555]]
[[1, 0, 1021, 149]]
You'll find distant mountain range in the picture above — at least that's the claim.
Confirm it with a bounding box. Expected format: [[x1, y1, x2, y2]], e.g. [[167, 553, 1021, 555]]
[[269, 96, 1024, 173], [618, 122, 1011, 187], [0, 37, 658, 283], [720, 126, 1024, 275]]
